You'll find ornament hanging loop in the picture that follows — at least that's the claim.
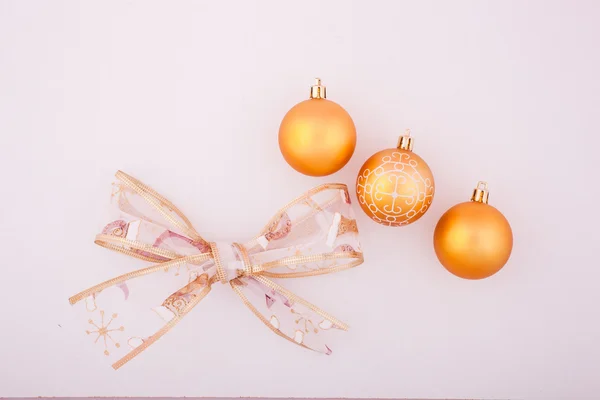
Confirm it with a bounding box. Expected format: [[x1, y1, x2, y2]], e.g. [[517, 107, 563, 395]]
[[471, 181, 489, 204], [397, 128, 414, 151], [310, 78, 327, 99]]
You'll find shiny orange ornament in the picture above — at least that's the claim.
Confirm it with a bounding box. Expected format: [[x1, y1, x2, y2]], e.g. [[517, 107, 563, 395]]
[[433, 182, 513, 280], [279, 78, 356, 177], [356, 130, 434, 226]]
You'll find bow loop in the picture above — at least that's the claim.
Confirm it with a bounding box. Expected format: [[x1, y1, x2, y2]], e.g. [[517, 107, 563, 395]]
[[70, 171, 363, 370], [112, 170, 207, 245]]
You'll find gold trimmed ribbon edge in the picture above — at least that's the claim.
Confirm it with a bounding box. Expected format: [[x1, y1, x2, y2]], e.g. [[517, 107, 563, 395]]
[[208, 242, 228, 284], [252, 251, 364, 275], [94, 234, 184, 261], [259, 256, 364, 279]]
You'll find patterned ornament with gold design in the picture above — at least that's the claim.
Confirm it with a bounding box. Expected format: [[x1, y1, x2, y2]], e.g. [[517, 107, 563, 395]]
[[356, 130, 435, 226], [433, 182, 513, 280]]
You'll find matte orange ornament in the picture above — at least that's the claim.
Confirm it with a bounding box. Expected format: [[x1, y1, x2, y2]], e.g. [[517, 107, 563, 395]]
[[433, 182, 513, 280], [279, 78, 356, 177], [356, 130, 435, 226]]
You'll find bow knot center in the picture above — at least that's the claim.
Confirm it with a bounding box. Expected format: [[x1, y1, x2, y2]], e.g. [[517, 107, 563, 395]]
[[209, 242, 252, 284]]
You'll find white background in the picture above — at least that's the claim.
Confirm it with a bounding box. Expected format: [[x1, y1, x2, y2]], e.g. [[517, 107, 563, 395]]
[[1, 1, 599, 399]]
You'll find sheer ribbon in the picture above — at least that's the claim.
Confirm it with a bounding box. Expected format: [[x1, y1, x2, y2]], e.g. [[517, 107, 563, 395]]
[[69, 171, 364, 369]]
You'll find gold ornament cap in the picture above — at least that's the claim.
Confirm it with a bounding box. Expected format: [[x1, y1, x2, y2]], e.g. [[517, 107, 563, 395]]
[[310, 78, 327, 99], [471, 181, 490, 204], [397, 129, 414, 151]]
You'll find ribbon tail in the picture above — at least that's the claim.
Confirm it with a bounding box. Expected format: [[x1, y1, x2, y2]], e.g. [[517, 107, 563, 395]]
[[69, 254, 210, 305], [112, 283, 212, 370], [230, 279, 309, 350], [230, 275, 347, 355], [69, 254, 214, 369], [253, 275, 348, 331]]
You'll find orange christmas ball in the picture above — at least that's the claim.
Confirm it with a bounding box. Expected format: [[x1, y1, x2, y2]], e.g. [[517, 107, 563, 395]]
[[279, 79, 356, 177], [433, 182, 513, 280], [356, 132, 434, 226]]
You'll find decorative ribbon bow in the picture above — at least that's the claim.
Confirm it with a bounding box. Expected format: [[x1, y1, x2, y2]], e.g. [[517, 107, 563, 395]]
[[69, 171, 364, 369]]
